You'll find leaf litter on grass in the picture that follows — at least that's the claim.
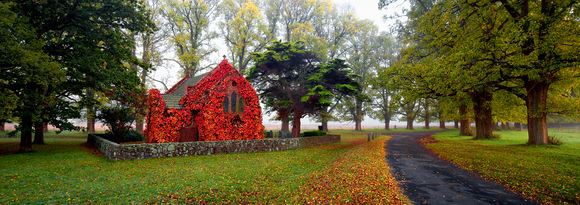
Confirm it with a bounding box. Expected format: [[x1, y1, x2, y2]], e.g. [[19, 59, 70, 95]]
[[296, 135, 408, 204]]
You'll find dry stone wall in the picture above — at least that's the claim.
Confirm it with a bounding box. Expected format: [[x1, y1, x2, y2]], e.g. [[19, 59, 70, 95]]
[[88, 134, 340, 160]]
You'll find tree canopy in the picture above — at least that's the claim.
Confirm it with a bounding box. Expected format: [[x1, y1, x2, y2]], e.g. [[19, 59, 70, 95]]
[[0, 0, 154, 152], [380, 0, 580, 144], [248, 40, 361, 138]]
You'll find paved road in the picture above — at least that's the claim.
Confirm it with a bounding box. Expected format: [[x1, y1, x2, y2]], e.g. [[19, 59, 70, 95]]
[[384, 131, 539, 205]]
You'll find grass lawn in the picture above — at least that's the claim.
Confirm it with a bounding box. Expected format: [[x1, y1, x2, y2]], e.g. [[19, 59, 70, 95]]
[[426, 129, 580, 204], [0, 131, 407, 204]]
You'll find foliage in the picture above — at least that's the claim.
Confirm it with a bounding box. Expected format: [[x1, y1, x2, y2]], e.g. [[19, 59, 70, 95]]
[[337, 18, 380, 130], [0, 0, 154, 152], [296, 135, 409, 204], [124, 130, 145, 142], [428, 130, 580, 204], [161, 0, 219, 76], [217, 0, 270, 73], [143, 89, 190, 143], [248, 41, 361, 138], [383, 0, 580, 144], [96, 106, 137, 142], [145, 60, 264, 142], [302, 130, 327, 137]]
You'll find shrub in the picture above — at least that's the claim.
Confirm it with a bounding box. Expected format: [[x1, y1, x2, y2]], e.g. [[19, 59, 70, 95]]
[[96, 106, 136, 142], [303, 130, 327, 137], [124, 130, 144, 142], [548, 135, 563, 145]]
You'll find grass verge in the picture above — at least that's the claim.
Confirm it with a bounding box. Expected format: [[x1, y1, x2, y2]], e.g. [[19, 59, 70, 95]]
[[426, 129, 580, 204], [0, 131, 406, 204]]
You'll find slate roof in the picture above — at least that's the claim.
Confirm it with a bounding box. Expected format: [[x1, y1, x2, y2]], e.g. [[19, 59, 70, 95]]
[[161, 94, 184, 109], [162, 72, 208, 108]]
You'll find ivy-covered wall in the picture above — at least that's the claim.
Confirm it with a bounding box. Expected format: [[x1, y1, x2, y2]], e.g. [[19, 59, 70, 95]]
[[144, 60, 264, 143], [88, 134, 341, 160]]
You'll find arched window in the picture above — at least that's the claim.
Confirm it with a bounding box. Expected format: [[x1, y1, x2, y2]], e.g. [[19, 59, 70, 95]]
[[231, 93, 237, 112], [223, 97, 229, 113], [238, 98, 244, 113]]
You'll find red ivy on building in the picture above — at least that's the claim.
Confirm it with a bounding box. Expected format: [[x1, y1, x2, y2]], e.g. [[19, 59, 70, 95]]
[[144, 60, 264, 143]]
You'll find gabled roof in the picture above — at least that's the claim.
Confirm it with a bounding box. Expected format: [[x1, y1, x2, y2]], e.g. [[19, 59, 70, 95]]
[[162, 72, 208, 109], [165, 72, 208, 95], [161, 94, 184, 109]]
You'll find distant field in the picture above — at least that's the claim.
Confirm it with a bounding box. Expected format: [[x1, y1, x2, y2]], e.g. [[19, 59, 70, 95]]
[[427, 129, 580, 204]]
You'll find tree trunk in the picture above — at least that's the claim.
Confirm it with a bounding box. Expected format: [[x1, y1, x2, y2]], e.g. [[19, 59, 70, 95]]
[[291, 110, 302, 138], [0, 122, 4, 132], [19, 114, 33, 153], [424, 100, 430, 129], [281, 116, 290, 132], [321, 120, 328, 132], [459, 104, 471, 136], [384, 117, 390, 130], [500, 122, 507, 130], [454, 120, 459, 128], [320, 108, 329, 132], [87, 90, 96, 133], [439, 120, 445, 129], [525, 80, 549, 145], [136, 115, 144, 133], [279, 108, 290, 132], [471, 90, 494, 139], [406, 117, 414, 129], [355, 100, 363, 131], [515, 122, 522, 131], [33, 121, 46, 145], [136, 68, 148, 133]]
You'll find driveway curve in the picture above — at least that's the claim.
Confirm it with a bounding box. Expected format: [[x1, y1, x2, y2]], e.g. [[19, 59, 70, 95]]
[[384, 130, 538, 205]]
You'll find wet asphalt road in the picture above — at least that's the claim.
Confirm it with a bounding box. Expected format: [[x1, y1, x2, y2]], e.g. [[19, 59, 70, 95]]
[[384, 131, 539, 205]]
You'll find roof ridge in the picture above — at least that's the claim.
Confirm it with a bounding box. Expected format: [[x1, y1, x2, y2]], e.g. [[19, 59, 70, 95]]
[[165, 75, 191, 94]]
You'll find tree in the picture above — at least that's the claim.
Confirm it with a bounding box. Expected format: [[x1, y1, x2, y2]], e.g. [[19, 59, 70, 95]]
[[304, 4, 359, 131], [308, 59, 363, 132], [132, 0, 170, 133], [218, 0, 271, 73], [1, 0, 153, 152], [248, 41, 361, 138], [344, 18, 379, 130], [385, 0, 580, 144], [369, 33, 399, 130], [162, 0, 219, 76]]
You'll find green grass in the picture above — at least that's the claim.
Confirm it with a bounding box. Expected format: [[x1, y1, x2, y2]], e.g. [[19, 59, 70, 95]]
[[427, 129, 580, 204], [0, 131, 402, 204]]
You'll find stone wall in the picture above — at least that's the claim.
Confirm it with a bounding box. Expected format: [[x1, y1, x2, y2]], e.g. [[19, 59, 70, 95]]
[[88, 134, 341, 160]]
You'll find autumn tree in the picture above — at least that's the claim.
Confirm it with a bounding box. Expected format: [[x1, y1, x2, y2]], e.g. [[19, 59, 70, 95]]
[[218, 0, 271, 73], [162, 0, 219, 76]]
